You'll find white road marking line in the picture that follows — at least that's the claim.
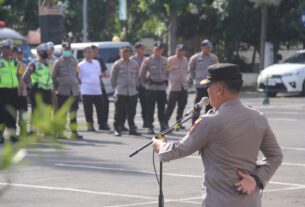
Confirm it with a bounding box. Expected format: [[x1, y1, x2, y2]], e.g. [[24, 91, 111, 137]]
[[268, 118, 297, 121], [104, 196, 202, 207], [188, 156, 305, 168], [55, 163, 202, 178], [104, 201, 158, 207], [282, 162, 305, 167], [56, 163, 305, 188], [0, 182, 155, 200], [269, 181, 305, 188], [281, 147, 305, 151], [264, 186, 305, 193]]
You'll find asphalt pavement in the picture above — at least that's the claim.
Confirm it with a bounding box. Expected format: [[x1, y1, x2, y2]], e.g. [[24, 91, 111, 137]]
[[0, 92, 305, 207]]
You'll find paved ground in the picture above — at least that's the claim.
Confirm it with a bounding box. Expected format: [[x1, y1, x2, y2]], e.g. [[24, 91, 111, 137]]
[[0, 92, 305, 207]]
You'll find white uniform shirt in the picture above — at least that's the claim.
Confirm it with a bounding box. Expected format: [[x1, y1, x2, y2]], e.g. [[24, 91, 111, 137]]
[[78, 59, 102, 95]]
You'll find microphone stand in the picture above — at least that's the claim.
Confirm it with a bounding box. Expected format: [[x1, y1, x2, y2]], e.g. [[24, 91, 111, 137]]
[[129, 111, 197, 157], [129, 111, 198, 207]]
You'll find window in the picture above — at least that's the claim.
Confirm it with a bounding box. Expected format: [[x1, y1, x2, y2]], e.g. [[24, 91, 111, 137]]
[[283, 52, 305, 64], [99, 48, 120, 64]]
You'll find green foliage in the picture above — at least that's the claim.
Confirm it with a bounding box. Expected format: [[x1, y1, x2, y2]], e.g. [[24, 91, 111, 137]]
[[0, 94, 73, 193], [0, 0, 304, 71], [0, 0, 39, 35]]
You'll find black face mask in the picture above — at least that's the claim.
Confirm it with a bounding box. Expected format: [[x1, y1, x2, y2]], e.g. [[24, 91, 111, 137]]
[[40, 51, 48, 59]]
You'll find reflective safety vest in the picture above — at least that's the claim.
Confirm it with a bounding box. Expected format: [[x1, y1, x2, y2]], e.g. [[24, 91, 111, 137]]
[[0, 57, 19, 88], [31, 62, 53, 90]]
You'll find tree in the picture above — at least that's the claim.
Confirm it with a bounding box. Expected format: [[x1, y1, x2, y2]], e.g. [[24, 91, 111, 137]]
[[0, 0, 39, 35], [134, 0, 205, 55]]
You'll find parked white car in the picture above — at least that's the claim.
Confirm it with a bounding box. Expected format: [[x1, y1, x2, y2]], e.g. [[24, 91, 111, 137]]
[[54, 41, 131, 94], [257, 50, 305, 97]]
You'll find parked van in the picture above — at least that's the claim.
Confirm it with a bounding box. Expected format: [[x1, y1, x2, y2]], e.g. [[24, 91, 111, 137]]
[[0, 27, 34, 64], [54, 41, 131, 94]]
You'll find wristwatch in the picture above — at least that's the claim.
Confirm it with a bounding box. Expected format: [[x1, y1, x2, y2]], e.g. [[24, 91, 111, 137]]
[[250, 174, 264, 189]]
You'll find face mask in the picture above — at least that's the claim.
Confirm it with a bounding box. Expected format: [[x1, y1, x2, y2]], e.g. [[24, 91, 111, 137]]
[[40, 51, 48, 59], [63, 50, 72, 58]]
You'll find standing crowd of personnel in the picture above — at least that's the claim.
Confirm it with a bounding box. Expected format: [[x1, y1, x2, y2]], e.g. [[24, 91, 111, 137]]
[[0, 38, 219, 142], [0, 37, 283, 207]]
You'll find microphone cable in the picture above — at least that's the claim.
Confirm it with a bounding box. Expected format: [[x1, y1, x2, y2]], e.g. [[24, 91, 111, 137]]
[[152, 150, 164, 205]]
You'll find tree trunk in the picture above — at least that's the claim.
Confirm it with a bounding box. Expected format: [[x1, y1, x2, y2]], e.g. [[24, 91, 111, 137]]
[[168, 9, 177, 56], [251, 46, 257, 72]]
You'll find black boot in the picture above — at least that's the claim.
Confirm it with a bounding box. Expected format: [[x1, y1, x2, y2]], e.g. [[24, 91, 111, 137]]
[[121, 125, 129, 132], [71, 131, 83, 139], [129, 129, 141, 136], [0, 135, 4, 144], [114, 128, 122, 137], [10, 135, 19, 143]]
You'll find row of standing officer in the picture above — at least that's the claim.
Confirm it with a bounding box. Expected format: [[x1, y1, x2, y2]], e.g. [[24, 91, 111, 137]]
[[141, 40, 218, 134], [0, 40, 58, 143], [0, 38, 218, 141], [22, 42, 84, 139], [111, 39, 218, 136]]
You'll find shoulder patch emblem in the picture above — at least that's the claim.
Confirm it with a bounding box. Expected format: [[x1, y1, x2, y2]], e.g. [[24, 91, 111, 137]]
[[189, 118, 202, 132]]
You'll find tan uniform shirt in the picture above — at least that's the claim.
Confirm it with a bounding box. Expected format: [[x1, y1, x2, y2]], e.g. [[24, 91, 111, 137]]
[[130, 55, 145, 66], [110, 59, 139, 96], [130, 55, 146, 87], [167, 55, 189, 91], [52, 57, 80, 96], [48, 55, 57, 67], [139, 55, 168, 91], [188, 52, 218, 88], [159, 99, 283, 207]]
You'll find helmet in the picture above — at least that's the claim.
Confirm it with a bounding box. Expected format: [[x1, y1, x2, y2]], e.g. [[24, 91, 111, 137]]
[[36, 43, 49, 59], [47, 42, 55, 50], [0, 39, 14, 50], [36, 43, 49, 52]]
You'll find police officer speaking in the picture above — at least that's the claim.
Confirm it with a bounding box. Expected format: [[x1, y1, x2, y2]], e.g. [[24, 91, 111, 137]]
[[152, 63, 283, 207]]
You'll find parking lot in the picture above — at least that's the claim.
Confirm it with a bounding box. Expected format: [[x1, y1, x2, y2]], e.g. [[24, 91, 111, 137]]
[[0, 92, 305, 207]]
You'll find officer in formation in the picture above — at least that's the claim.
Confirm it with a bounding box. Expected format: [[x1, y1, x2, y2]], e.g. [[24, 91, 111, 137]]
[[140, 42, 168, 134], [131, 42, 147, 128], [189, 39, 218, 123], [153, 63, 283, 207], [12, 46, 28, 138], [47, 41, 57, 65], [0, 39, 19, 143], [164, 44, 189, 130], [52, 42, 83, 139], [23, 43, 53, 112], [110, 46, 141, 136]]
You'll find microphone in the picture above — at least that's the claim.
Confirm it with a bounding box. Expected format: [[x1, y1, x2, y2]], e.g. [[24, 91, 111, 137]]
[[184, 97, 210, 117]]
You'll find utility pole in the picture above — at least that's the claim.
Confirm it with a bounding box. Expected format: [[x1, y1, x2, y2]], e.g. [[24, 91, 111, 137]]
[[259, 3, 268, 71], [82, 0, 88, 42]]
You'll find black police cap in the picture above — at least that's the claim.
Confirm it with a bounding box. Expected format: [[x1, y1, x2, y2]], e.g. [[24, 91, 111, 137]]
[[135, 42, 144, 48], [201, 39, 212, 48], [62, 42, 71, 50], [176, 44, 184, 50], [200, 63, 242, 86], [153, 41, 163, 49]]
